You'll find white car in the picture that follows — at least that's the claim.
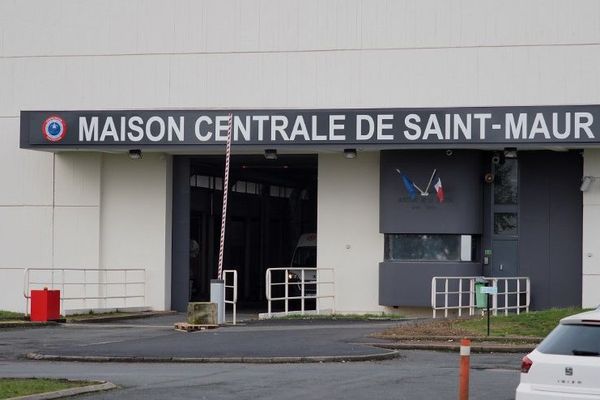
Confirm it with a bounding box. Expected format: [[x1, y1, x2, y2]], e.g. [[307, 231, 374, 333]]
[[516, 308, 600, 399], [288, 233, 317, 296]]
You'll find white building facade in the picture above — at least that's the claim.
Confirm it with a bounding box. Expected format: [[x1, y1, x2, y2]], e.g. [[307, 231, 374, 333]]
[[2, 0, 600, 314]]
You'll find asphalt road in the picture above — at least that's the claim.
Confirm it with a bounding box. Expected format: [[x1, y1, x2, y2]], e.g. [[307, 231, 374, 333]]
[[0, 317, 398, 360], [0, 352, 521, 400], [0, 316, 524, 398]]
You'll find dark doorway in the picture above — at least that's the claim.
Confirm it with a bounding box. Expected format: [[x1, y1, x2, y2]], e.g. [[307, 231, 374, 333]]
[[187, 155, 317, 311]]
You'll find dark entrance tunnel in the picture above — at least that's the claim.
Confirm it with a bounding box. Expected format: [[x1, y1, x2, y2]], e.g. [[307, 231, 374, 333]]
[[172, 154, 317, 312]]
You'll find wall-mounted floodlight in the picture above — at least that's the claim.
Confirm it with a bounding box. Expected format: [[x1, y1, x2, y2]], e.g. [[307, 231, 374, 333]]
[[504, 147, 518, 159], [264, 149, 278, 160], [581, 176, 594, 192], [128, 149, 142, 160], [343, 149, 357, 159]]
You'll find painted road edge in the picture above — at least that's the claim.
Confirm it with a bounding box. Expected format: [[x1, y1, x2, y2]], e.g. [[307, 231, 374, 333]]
[[7, 381, 116, 400]]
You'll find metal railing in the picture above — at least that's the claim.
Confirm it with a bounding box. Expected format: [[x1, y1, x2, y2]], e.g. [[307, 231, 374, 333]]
[[23, 268, 146, 315], [431, 276, 530, 318], [489, 277, 531, 316], [223, 269, 237, 325], [265, 267, 335, 318]]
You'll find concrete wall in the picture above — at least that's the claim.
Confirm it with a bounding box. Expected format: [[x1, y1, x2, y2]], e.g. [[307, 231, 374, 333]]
[[0, 148, 102, 312], [583, 149, 600, 308], [317, 152, 385, 313], [100, 153, 172, 311], [3, 1, 600, 114], [0, 151, 171, 313]]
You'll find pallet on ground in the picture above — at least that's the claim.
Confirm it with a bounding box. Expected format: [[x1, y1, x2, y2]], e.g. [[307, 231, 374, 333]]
[[174, 322, 219, 332]]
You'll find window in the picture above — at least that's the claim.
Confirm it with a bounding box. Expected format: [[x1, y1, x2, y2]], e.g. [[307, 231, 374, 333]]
[[232, 180, 263, 195], [385, 234, 479, 262], [494, 212, 518, 235], [494, 159, 518, 205], [190, 174, 222, 190], [537, 324, 600, 356], [269, 185, 294, 198]]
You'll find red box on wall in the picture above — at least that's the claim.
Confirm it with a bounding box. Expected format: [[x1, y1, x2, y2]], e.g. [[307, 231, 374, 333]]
[[30, 289, 61, 322]]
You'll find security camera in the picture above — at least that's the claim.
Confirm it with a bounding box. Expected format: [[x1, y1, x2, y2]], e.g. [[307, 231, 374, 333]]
[[445, 149, 453, 156], [492, 152, 506, 165]]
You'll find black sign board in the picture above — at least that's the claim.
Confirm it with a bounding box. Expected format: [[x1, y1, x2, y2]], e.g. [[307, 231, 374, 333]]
[[20, 105, 600, 149]]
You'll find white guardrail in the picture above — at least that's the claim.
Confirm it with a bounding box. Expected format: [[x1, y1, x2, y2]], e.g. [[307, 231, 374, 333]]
[[265, 267, 335, 318], [223, 269, 238, 325], [23, 268, 146, 315], [431, 276, 530, 318]]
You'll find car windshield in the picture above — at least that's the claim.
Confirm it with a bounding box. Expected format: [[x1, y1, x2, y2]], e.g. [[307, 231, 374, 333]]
[[537, 324, 600, 356], [291, 247, 316, 268]]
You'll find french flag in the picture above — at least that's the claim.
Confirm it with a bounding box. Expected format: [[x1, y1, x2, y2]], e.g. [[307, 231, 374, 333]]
[[434, 177, 444, 203]]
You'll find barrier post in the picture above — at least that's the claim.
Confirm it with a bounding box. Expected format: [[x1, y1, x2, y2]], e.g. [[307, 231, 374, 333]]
[[210, 279, 225, 324], [458, 338, 470, 400]]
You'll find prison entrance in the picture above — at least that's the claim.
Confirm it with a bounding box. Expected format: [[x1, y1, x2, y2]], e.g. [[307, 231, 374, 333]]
[[187, 154, 317, 314]]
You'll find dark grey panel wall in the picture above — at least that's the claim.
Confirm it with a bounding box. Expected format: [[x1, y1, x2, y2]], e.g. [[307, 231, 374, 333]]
[[519, 151, 583, 309], [380, 150, 483, 234], [171, 156, 191, 312], [379, 262, 482, 307]]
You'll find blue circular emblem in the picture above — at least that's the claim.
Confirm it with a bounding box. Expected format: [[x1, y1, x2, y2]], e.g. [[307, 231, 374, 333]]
[[42, 116, 67, 142]]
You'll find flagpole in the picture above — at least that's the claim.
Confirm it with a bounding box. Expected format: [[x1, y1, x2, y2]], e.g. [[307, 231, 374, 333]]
[[424, 169, 437, 194]]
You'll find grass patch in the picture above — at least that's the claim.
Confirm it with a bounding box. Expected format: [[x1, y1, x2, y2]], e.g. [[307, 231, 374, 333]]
[[0, 311, 24, 321], [378, 307, 587, 339], [0, 378, 90, 399], [455, 307, 585, 337], [275, 313, 405, 321]]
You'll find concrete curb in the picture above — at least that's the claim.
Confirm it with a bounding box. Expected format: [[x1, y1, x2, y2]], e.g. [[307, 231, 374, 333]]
[[0, 322, 58, 330], [7, 381, 116, 400], [65, 311, 177, 324], [26, 349, 399, 364], [368, 342, 536, 353]]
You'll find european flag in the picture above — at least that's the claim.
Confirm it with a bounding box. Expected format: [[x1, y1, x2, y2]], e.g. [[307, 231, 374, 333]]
[[396, 169, 417, 200], [402, 175, 417, 200]]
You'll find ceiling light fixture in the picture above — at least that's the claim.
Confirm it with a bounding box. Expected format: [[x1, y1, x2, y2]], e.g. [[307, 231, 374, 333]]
[[128, 149, 142, 160], [264, 149, 278, 160], [343, 149, 357, 159]]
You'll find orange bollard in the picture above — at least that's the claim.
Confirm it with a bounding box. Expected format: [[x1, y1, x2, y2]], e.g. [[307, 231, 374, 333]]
[[458, 338, 471, 400]]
